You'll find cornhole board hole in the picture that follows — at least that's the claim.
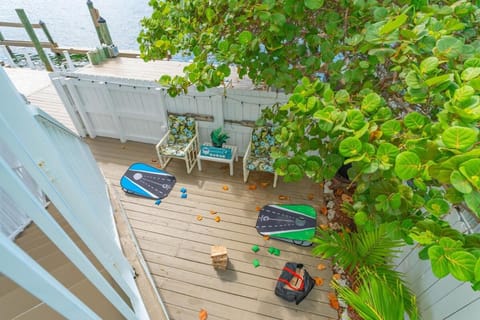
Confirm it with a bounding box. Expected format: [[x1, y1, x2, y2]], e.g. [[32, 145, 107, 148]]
[[255, 204, 317, 247], [120, 163, 176, 199]]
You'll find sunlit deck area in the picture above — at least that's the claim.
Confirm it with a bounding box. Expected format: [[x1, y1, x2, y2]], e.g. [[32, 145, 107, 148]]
[[4, 63, 337, 320], [89, 136, 335, 320]]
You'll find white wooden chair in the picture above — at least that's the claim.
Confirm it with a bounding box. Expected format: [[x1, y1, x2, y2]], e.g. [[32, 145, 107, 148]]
[[155, 114, 199, 174], [243, 125, 279, 188]]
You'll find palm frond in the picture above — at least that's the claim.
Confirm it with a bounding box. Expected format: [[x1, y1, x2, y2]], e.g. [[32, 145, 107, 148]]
[[312, 225, 404, 272]]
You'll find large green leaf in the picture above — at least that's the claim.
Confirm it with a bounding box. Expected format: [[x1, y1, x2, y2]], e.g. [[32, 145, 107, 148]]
[[465, 191, 480, 216], [304, 0, 324, 10], [381, 120, 402, 137], [377, 142, 399, 165], [447, 251, 476, 281], [238, 31, 253, 44], [428, 246, 449, 278], [459, 159, 480, 189], [426, 199, 450, 217], [442, 126, 477, 150], [461, 67, 480, 81], [436, 36, 463, 59], [379, 14, 408, 35], [475, 258, 480, 281], [404, 112, 426, 130], [339, 137, 363, 157], [346, 109, 365, 130], [454, 86, 475, 103], [361, 93, 382, 113], [420, 57, 439, 74], [450, 170, 473, 194], [394, 152, 421, 180]]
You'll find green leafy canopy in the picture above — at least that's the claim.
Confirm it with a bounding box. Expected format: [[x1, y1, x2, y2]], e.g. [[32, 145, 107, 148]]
[[139, 0, 480, 292]]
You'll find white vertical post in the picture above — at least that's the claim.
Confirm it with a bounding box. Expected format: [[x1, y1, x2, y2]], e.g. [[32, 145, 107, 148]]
[[0, 155, 138, 319], [63, 50, 75, 71], [1, 45, 17, 67], [0, 234, 101, 320], [24, 53, 35, 69]]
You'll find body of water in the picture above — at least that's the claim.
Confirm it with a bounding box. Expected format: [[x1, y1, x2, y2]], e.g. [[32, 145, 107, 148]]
[[0, 0, 152, 53]]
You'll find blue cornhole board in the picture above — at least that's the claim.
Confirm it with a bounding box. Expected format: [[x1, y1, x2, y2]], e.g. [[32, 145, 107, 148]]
[[120, 163, 176, 199], [256, 204, 317, 247]]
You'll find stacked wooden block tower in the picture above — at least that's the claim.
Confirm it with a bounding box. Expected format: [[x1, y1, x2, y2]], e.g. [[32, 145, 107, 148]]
[[211, 245, 228, 270]]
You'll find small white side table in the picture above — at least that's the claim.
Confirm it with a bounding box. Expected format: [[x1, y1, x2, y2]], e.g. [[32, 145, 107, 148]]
[[197, 143, 238, 176]]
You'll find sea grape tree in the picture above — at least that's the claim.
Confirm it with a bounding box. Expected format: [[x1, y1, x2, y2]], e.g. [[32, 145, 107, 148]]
[[139, 0, 480, 290]]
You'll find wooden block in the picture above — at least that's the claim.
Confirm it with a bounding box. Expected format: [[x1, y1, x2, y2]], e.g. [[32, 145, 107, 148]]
[[211, 245, 228, 258]]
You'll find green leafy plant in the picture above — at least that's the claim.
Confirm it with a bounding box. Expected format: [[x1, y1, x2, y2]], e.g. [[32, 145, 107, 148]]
[[139, 0, 480, 309], [333, 268, 418, 320], [210, 127, 229, 147]]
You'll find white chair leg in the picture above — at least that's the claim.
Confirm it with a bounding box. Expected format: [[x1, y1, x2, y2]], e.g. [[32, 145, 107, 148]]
[[243, 168, 250, 184], [273, 173, 278, 188]]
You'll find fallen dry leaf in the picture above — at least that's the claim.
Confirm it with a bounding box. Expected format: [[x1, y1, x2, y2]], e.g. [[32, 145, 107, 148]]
[[314, 277, 324, 286], [319, 224, 329, 230], [209, 210, 217, 215], [320, 206, 328, 215], [199, 308, 208, 320], [307, 193, 314, 200], [196, 215, 203, 221], [260, 182, 269, 188], [278, 195, 289, 200], [317, 263, 327, 271], [151, 158, 157, 163], [328, 292, 340, 310], [335, 189, 344, 196], [341, 194, 353, 203], [333, 273, 341, 280], [248, 184, 257, 190]]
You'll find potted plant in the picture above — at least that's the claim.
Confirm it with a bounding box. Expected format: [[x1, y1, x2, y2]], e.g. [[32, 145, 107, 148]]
[[210, 127, 229, 148]]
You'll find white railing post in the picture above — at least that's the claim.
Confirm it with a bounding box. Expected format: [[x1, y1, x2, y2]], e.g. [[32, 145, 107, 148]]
[[0, 233, 101, 320]]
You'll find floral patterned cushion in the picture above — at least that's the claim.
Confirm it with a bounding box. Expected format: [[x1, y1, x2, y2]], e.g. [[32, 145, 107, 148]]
[[168, 115, 196, 144], [247, 156, 274, 173], [250, 126, 276, 157], [159, 142, 189, 157]]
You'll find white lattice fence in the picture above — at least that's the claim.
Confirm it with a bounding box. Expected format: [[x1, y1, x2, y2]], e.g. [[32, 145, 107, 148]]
[[50, 72, 289, 154]]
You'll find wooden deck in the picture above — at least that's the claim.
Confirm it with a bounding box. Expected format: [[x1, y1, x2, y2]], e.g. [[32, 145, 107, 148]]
[[88, 137, 336, 320], [4, 64, 337, 320]]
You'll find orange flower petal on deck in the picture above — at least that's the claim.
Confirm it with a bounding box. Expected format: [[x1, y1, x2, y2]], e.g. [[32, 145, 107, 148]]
[[255, 206, 262, 211], [199, 308, 208, 320], [209, 210, 217, 215], [151, 158, 157, 163], [248, 184, 257, 190], [215, 216, 221, 222], [314, 277, 324, 286], [317, 263, 327, 271], [320, 206, 328, 215], [307, 193, 314, 200], [328, 292, 340, 310], [222, 185, 229, 191], [263, 235, 270, 240], [278, 195, 289, 200], [333, 273, 341, 280], [260, 182, 269, 188], [196, 215, 203, 221]]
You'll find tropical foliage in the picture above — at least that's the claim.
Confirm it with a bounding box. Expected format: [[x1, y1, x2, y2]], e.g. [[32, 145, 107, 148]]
[[138, 0, 480, 302]]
